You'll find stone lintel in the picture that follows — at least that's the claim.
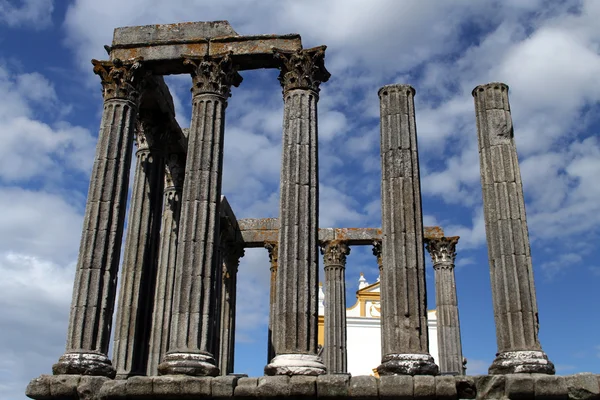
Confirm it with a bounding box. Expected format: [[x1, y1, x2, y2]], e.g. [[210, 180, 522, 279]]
[[110, 21, 302, 74], [237, 218, 444, 247], [25, 373, 600, 399]]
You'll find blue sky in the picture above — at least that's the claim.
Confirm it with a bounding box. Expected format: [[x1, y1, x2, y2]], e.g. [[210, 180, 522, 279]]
[[1, 0, 600, 398]]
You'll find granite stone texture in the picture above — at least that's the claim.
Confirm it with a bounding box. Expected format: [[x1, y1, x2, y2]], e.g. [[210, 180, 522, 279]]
[[425, 237, 464, 376], [53, 59, 145, 378], [472, 83, 554, 375], [146, 155, 185, 376], [321, 241, 351, 374], [158, 54, 241, 377], [112, 122, 165, 379], [265, 47, 329, 376], [377, 84, 437, 376], [26, 374, 600, 399]]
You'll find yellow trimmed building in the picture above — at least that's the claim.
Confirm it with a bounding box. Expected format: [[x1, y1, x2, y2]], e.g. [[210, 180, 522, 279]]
[[318, 273, 439, 376]]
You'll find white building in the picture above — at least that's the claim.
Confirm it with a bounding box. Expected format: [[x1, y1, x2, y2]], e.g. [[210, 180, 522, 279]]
[[318, 273, 439, 376]]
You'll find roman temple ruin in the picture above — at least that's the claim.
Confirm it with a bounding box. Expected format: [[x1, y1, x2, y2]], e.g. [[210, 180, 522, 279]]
[[26, 21, 600, 400]]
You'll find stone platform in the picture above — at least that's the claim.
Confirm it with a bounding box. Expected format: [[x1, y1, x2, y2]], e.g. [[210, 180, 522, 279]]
[[26, 373, 600, 399]]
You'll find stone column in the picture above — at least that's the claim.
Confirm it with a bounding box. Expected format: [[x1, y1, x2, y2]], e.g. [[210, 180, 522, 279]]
[[158, 54, 241, 377], [265, 46, 330, 376], [265, 241, 278, 364], [219, 241, 244, 375], [425, 236, 464, 375], [472, 82, 554, 374], [147, 154, 185, 376], [53, 58, 145, 377], [112, 121, 165, 378], [321, 240, 350, 374], [377, 84, 438, 376]]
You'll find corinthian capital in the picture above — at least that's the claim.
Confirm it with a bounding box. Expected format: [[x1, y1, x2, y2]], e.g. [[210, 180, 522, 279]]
[[164, 153, 185, 190], [320, 240, 350, 267], [224, 241, 245, 273], [425, 236, 459, 268], [183, 53, 243, 97], [372, 240, 383, 270], [92, 57, 145, 102], [264, 241, 278, 272], [273, 46, 331, 93]]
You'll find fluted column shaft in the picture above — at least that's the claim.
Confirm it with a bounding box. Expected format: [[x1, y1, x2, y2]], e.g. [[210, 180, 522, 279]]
[[265, 46, 330, 376], [473, 82, 554, 374], [218, 242, 244, 375], [147, 155, 185, 376], [377, 84, 438, 376], [321, 240, 350, 374], [113, 122, 165, 378], [53, 58, 145, 378], [425, 237, 464, 375], [265, 242, 279, 364], [158, 55, 241, 377]]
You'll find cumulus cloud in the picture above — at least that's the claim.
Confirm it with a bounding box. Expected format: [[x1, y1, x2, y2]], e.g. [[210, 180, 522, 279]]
[[0, 0, 54, 29]]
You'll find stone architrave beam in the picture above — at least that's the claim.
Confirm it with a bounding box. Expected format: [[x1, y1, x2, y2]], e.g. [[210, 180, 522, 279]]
[[109, 21, 302, 75], [237, 218, 444, 247]]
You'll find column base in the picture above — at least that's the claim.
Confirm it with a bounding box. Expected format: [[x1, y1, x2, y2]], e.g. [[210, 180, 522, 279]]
[[157, 351, 219, 376], [264, 354, 327, 376], [377, 353, 439, 376], [52, 351, 116, 378], [489, 350, 555, 375]]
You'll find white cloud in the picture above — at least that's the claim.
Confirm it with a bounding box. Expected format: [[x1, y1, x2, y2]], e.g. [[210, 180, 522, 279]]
[[0, 0, 54, 30]]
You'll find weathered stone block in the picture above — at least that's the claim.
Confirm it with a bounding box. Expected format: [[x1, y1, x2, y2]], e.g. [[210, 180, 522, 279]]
[[504, 374, 534, 399], [348, 376, 378, 399], [413, 375, 435, 400], [316, 373, 350, 397], [533, 375, 568, 399], [212, 375, 240, 398], [435, 375, 457, 399], [475, 375, 505, 399], [50, 375, 81, 398], [152, 375, 185, 396], [379, 375, 413, 399], [565, 373, 600, 400], [25, 375, 51, 399], [257, 376, 291, 397], [290, 375, 317, 398], [98, 379, 128, 399], [125, 376, 153, 397], [234, 377, 258, 398], [78, 376, 109, 400], [455, 375, 477, 399]]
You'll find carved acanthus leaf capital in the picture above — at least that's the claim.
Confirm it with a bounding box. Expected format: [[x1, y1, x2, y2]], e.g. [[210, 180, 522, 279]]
[[183, 53, 242, 98], [264, 241, 278, 272], [320, 240, 350, 267], [164, 153, 185, 190], [372, 240, 383, 270], [425, 236, 459, 268], [273, 46, 331, 94], [92, 58, 145, 102], [223, 241, 245, 273]]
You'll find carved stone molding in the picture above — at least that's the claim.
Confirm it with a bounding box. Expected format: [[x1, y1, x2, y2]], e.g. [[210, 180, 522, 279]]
[[372, 239, 382, 270], [320, 240, 350, 267], [182, 53, 243, 98], [264, 241, 278, 272], [92, 57, 145, 102], [223, 241, 245, 274], [273, 46, 331, 93], [425, 236, 459, 268], [164, 153, 185, 190]]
